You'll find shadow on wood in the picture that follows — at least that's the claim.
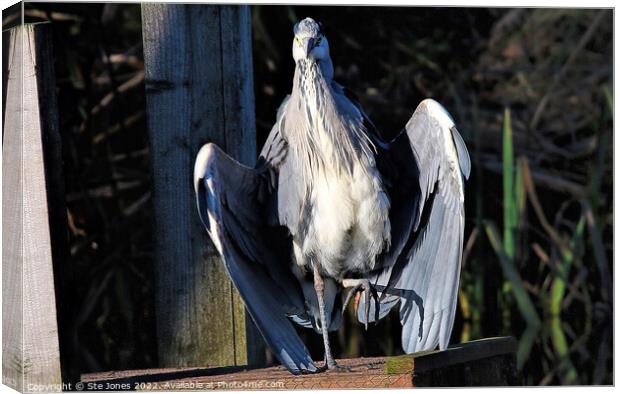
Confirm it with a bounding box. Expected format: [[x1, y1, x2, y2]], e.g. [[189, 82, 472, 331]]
[[81, 337, 520, 389]]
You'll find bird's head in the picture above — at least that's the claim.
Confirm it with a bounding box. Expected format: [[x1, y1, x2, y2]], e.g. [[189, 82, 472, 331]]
[[292, 18, 330, 63]]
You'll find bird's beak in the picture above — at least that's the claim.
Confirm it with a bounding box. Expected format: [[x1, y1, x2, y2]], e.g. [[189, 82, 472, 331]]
[[303, 37, 315, 58]]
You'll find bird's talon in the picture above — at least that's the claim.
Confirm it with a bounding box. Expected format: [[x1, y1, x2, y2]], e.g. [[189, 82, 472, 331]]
[[329, 364, 352, 373], [343, 279, 380, 327], [312, 358, 339, 373]]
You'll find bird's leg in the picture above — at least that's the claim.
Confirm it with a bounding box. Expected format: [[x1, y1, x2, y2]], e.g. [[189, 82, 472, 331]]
[[312, 262, 337, 370], [342, 278, 379, 330]]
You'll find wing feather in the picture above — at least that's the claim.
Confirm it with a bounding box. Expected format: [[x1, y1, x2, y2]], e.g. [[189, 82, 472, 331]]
[[398, 99, 468, 352], [360, 99, 469, 354], [194, 143, 316, 374]]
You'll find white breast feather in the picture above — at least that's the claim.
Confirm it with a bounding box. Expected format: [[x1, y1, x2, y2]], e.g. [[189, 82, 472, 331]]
[[297, 90, 391, 278]]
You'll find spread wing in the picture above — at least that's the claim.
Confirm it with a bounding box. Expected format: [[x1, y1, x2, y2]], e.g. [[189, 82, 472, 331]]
[[193, 136, 316, 373], [358, 99, 470, 353]]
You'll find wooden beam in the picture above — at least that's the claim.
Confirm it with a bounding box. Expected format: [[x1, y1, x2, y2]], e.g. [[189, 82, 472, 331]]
[[140, 4, 263, 369], [2, 23, 63, 392], [80, 337, 520, 389]]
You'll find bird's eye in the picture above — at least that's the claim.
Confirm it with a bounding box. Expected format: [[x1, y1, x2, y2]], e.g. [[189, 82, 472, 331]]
[[316, 37, 322, 45], [295, 37, 301, 46]]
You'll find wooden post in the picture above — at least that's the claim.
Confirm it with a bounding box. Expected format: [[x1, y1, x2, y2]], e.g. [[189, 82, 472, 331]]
[[2, 23, 63, 392], [141, 4, 264, 368]]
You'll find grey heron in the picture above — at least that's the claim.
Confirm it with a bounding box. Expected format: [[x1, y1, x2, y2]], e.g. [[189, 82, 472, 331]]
[[193, 17, 470, 374]]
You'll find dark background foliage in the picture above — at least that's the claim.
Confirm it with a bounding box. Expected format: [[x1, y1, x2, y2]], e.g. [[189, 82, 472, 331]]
[[8, 3, 613, 385]]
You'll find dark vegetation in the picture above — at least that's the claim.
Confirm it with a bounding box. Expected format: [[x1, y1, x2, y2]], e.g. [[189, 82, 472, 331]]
[[14, 4, 613, 385]]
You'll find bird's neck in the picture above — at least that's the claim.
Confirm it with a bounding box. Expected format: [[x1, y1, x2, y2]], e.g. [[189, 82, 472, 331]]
[[289, 60, 374, 182], [292, 61, 334, 136], [292, 60, 335, 120], [294, 58, 334, 88]]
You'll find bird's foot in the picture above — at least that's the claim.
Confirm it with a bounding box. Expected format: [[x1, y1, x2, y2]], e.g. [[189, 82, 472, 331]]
[[342, 278, 379, 329], [315, 356, 349, 373], [316, 363, 351, 373]]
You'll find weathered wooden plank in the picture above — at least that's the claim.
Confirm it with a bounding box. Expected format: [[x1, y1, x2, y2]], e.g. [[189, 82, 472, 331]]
[[141, 4, 263, 369], [2, 24, 24, 392], [81, 337, 519, 389], [2, 23, 62, 392], [218, 6, 256, 165]]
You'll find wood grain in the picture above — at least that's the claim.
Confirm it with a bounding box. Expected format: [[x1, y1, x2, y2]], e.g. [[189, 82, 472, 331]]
[[81, 337, 519, 389], [2, 23, 62, 391], [141, 4, 263, 369]]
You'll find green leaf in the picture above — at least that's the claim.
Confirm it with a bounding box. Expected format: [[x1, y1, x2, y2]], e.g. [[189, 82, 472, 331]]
[[602, 84, 613, 115], [515, 158, 525, 228], [502, 108, 516, 260], [550, 316, 579, 384], [485, 221, 540, 327], [547, 215, 584, 384], [484, 220, 541, 369], [550, 215, 585, 316]]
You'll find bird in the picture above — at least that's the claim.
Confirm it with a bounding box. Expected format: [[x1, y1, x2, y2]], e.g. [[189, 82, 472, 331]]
[[193, 17, 470, 374]]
